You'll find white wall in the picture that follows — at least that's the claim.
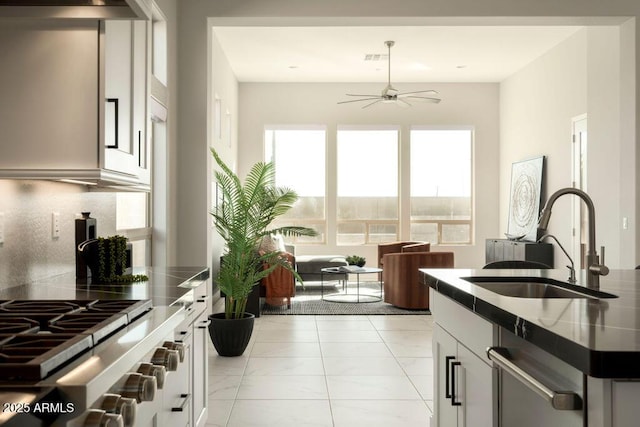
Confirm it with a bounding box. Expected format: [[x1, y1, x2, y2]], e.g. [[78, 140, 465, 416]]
[[153, 0, 178, 266], [238, 82, 499, 268], [209, 33, 239, 283], [500, 29, 587, 267], [500, 26, 634, 269]]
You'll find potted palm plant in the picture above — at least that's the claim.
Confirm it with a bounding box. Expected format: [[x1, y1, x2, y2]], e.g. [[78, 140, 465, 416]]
[[208, 148, 317, 356]]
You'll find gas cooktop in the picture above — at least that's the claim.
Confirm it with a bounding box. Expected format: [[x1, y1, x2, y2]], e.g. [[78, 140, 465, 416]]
[[0, 299, 152, 381]]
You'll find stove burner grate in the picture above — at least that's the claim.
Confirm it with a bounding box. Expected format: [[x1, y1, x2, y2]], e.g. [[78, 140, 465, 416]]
[[0, 300, 83, 314], [0, 299, 153, 381], [0, 334, 93, 380], [48, 312, 128, 344], [0, 317, 40, 334]]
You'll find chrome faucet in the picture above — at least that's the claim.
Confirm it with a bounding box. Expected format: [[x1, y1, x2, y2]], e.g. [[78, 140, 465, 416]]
[[537, 188, 608, 289], [537, 234, 576, 284]]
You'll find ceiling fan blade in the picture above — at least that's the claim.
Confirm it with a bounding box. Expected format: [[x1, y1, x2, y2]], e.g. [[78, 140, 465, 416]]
[[361, 99, 383, 109], [398, 90, 439, 96], [397, 98, 412, 107], [403, 96, 442, 104], [338, 97, 381, 105], [344, 93, 380, 97]]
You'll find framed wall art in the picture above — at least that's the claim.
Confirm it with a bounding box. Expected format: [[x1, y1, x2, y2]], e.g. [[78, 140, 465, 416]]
[[506, 156, 545, 242]]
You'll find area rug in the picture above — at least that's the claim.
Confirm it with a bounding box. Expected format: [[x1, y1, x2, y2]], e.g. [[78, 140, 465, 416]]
[[260, 282, 430, 315]]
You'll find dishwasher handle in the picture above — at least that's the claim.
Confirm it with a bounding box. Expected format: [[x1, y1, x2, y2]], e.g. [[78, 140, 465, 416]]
[[487, 347, 582, 411]]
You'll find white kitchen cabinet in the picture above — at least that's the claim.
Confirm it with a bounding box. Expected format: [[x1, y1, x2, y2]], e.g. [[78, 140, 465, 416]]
[[611, 381, 640, 427], [104, 19, 150, 185], [0, 19, 150, 189], [433, 324, 495, 427], [190, 281, 210, 427], [133, 19, 151, 185], [588, 378, 640, 427], [192, 308, 209, 426], [431, 290, 497, 427], [104, 20, 134, 176], [164, 316, 193, 427]]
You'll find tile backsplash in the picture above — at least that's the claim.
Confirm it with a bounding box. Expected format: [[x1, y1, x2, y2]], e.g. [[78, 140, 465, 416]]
[[0, 180, 116, 289]]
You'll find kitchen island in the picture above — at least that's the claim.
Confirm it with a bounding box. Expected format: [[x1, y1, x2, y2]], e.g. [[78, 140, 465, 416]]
[[421, 268, 640, 427], [0, 266, 210, 427]]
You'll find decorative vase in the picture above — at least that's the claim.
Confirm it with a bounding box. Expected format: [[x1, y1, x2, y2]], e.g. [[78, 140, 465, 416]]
[[208, 312, 255, 357]]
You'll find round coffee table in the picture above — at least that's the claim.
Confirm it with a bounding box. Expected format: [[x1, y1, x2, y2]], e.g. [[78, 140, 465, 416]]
[[320, 267, 383, 303]]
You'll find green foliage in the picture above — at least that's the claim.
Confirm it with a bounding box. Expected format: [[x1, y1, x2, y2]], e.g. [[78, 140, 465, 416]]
[[210, 149, 318, 319], [96, 235, 148, 283], [345, 255, 366, 267]]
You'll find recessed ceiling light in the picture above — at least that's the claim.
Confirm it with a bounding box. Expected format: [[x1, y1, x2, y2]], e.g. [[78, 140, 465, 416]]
[[456, 65, 467, 69], [288, 65, 299, 69]]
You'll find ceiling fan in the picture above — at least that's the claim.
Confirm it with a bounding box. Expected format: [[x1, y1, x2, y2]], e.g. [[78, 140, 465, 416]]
[[338, 40, 441, 109]]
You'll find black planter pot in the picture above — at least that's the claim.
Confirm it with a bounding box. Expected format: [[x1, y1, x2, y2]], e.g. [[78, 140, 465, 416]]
[[208, 312, 255, 357]]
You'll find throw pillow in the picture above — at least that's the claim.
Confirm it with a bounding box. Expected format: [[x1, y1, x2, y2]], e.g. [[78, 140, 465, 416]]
[[258, 235, 279, 253], [272, 234, 286, 252]]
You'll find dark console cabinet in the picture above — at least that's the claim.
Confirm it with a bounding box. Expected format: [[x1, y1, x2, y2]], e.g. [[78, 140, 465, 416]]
[[485, 239, 554, 267]]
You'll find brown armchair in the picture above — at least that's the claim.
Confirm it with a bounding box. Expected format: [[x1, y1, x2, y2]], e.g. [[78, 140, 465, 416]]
[[383, 251, 454, 309], [377, 241, 431, 269], [260, 252, 296, 308]]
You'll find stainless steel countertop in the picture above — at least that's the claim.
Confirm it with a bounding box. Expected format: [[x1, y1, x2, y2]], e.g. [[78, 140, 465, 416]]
[[0, 266, 210, 307]]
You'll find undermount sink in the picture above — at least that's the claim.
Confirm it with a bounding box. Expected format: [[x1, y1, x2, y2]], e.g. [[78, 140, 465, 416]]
[[462, 277, 618, 299]]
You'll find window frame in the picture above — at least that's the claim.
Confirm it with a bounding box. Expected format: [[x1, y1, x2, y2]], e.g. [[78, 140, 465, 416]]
[[408, 126, 474, 245], [336, 125, 400, 245], [264, 124, 328, 244]]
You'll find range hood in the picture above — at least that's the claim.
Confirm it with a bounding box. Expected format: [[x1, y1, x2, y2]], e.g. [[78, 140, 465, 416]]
[[0, 169, 150, 191], [0, 0, 151, 19]]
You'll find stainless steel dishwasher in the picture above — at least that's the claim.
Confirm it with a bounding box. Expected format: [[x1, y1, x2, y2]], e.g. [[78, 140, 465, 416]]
[[488, 329, 585, 427]]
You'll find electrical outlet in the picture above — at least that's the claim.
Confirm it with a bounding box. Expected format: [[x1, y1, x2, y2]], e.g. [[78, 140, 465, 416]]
[[0, 212, 4, 244], [52, 212, 60, 239]]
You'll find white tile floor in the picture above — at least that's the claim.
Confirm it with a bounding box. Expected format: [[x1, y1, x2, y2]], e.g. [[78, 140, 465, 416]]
[[205, 307, 434, 427]]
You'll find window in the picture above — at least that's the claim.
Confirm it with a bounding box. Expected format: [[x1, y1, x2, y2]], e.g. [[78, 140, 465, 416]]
[[410, 128, 472, 244], [265, 127, 326, 243], [337, 128, 399, 245], [116, 192, 151, 266]]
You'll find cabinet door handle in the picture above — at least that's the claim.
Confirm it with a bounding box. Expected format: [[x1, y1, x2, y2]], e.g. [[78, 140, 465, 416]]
[[197, 319, 211, 329], [445, 355, 455, 399], [176, 328, 193, 343], [137, 130, 142, 166], [171, 393, 191, 412], [197, 295, 210, 303], [450, 361, 462, 406], [106, 98, 119, 149]]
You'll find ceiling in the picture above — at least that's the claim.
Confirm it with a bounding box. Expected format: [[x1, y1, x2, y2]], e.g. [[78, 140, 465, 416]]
[[212, 26, 583, 83]]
